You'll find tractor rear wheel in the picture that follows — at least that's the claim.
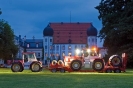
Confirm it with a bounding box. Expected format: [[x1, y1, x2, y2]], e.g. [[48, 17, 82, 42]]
[[30, 62, 41, 72], [70, 60, 82, 71], [92, 59, 104, 71], [11, 62, 23, 72], [109, 55, 122, 67]]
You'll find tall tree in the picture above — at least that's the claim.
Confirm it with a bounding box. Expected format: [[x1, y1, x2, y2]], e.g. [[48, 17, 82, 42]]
[[0, 19, 18, 60], [95, 0, 133, 66]]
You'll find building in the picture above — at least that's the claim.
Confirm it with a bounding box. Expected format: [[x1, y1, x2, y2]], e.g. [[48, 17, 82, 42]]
[[22, 36, 43, 61], [43, 22, 98, 63]]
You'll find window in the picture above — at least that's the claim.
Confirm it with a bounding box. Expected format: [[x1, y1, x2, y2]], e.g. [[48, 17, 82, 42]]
[[27, 44, 29, 48], [38, 53, 40, 57], [45, 38, 47, 42], [45, 53, 47, 56], [92, 39, 94, 42], [56, 46, 59, 51], [36, 43, 38, 47], [50, 39, 52, 42], [45, 46, 47, 49], [50, 45, 53, 49], [53, 46, 55, 50], [75, 45, 77, 49], [68, 45, 71, 50], [62, 45, 65, 50]]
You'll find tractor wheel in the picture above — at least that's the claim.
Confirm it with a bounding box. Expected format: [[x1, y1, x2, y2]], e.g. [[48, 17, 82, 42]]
[[105, 69, 112, 73], [30, 62, 41, 72], [70, 60, 82, 71], [109, 55, 122, 67], [114, 68, 121, 73], [51, 68, 57, 73], [60, 68, 65, 73], [51, 60, 57, 66], [11, 62, 23, 72], [92, 59, 104, 71], [58, 60, 64, 66]]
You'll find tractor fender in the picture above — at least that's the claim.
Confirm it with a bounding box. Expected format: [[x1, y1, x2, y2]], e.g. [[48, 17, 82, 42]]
[[30, 61, 41, 69]]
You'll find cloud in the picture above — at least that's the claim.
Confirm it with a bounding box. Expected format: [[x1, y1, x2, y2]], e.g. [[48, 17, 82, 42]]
[[0, 0, 103, 46]]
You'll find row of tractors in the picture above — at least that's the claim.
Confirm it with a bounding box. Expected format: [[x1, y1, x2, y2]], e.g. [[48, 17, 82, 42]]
[[10, 48, 128, 73]]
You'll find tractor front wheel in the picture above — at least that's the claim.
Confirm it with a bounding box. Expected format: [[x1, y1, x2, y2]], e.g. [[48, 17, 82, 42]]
[[92, 59, 104, 72], [11, 62, 23, 72]]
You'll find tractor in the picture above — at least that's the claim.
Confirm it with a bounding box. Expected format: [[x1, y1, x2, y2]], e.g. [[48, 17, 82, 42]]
[[49, 47, 105, 72], [63, 48, 105, 72], [11, 52, 42, 72]]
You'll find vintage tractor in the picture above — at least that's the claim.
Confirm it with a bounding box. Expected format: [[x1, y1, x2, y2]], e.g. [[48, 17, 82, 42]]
[[49, 47, 105, 72], [63, 48, 105, 72], [11, 52, 42, 72]]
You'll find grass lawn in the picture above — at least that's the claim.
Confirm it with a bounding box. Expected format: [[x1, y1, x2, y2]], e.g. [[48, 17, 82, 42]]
[[0, 68, 133, 88]]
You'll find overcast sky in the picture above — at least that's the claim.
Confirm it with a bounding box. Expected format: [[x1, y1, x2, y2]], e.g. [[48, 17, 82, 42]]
[[0, 0, 103, 47]]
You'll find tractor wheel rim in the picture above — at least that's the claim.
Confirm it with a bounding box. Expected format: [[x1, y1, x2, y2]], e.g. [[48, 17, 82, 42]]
[[73, 62, 79, 69], [95, 62, 102, 69], [13, 64, 20, 71], [33, 64, 39, 71]]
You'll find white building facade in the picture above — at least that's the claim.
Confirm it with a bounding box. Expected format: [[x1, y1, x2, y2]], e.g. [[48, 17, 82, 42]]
[[43, 22, 98, 64]]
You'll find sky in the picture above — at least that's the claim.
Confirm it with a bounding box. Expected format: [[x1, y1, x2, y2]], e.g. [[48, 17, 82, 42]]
[[0, 0, 103, 47]]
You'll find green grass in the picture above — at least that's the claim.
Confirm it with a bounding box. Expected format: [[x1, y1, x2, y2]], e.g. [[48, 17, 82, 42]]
[[0, 68, 133, 88]]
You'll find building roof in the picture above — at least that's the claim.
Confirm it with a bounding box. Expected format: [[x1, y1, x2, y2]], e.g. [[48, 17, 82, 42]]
[[50, 22, 91, 44], [43, 22, 97, 44], [87, 23, 97, 36], [43, 24, 54, 36], [24, 39, 43, 48]]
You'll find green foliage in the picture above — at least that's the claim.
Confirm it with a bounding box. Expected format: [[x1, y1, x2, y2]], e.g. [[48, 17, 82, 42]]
[[0, 19, 18, 60], [95, 0, 133, 66]]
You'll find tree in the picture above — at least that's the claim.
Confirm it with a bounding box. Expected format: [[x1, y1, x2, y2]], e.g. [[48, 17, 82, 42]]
[[0, 19, 18, 60], [95, 0, 133, 67]]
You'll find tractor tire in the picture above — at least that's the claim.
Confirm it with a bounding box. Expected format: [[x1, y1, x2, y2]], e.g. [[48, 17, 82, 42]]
[[109, 55, 122, 67], [60, 68, 65, 73], [58, 60, 64, 66], [105, 69, 112, 73], [30, 62, 41, 72], [51, 60, 57, 66], [92, 59, 104, 71], [114, 68, 121, 73], [70, 60, 82, 71], [11, 62, 23, 72], [51, 68, 57, 73]]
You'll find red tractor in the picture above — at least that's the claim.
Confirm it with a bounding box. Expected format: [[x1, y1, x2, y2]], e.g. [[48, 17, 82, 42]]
[[49, 48, 105, 72], [11, 52, 42, 72]]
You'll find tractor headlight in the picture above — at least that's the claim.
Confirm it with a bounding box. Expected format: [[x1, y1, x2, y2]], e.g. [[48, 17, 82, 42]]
[[76, 49, 80, 55]]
